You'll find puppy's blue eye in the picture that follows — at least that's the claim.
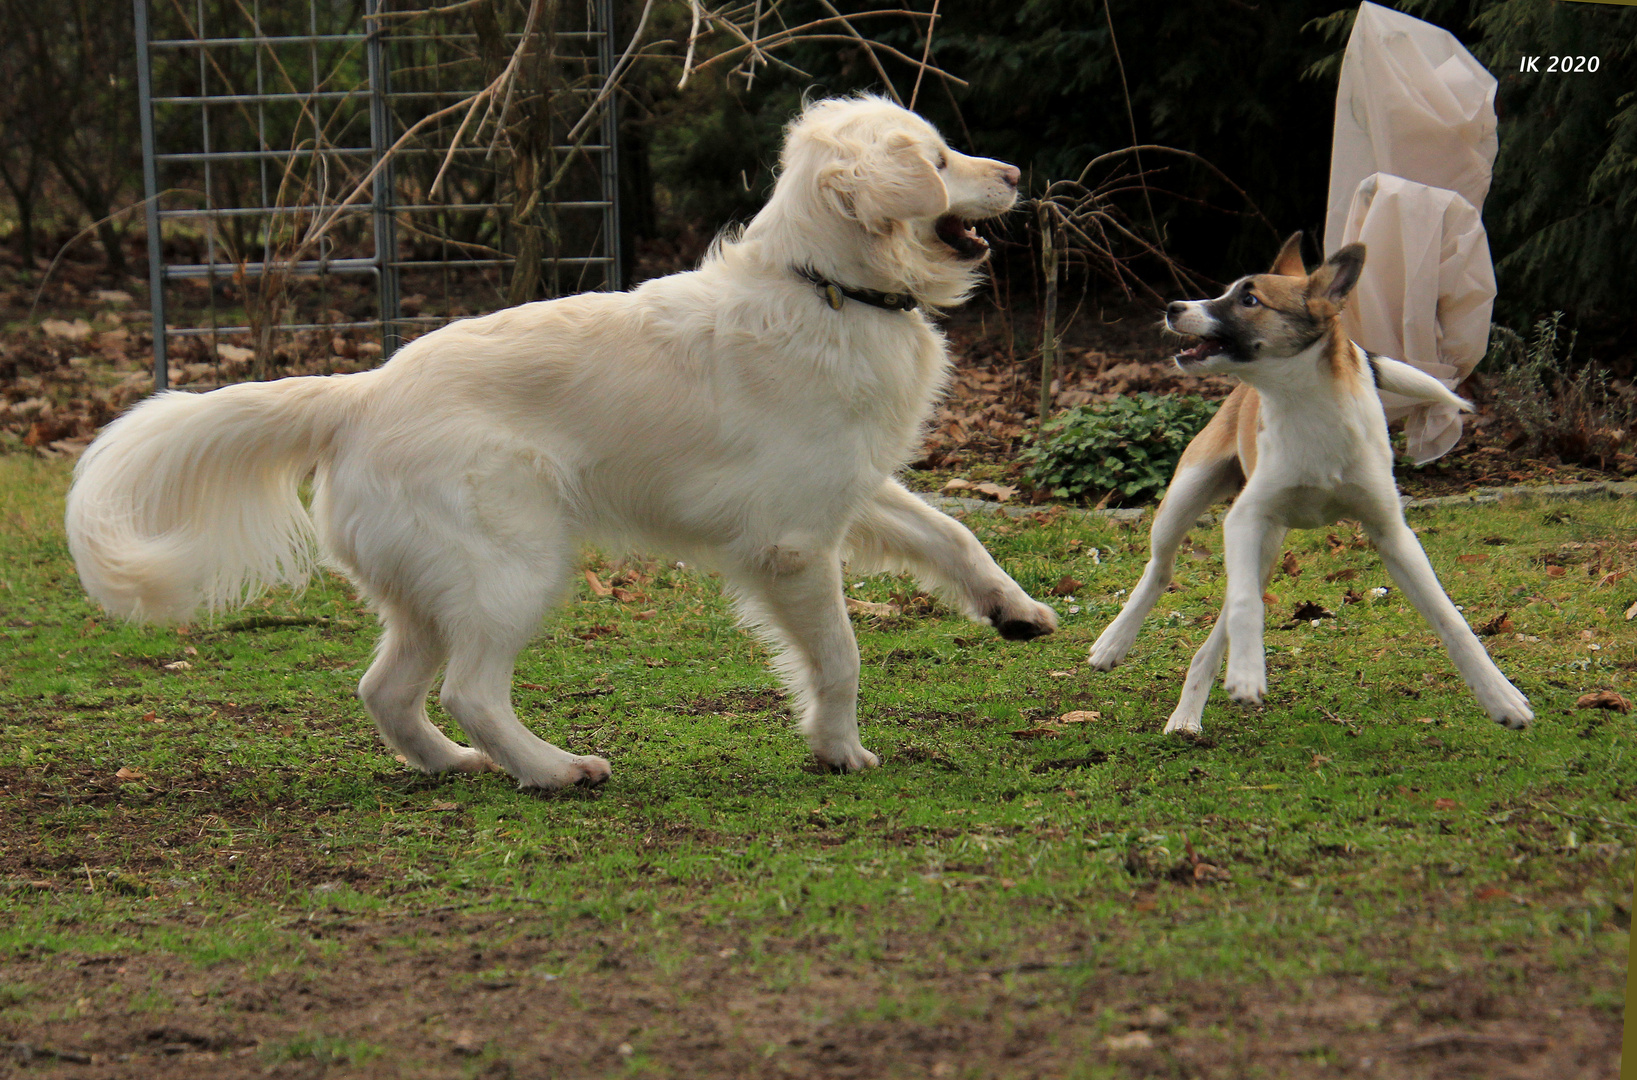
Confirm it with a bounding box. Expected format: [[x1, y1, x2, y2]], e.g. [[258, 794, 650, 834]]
[[1241, 293, 1260, 307]]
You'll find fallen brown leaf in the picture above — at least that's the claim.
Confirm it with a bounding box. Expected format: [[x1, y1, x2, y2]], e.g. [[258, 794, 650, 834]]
[[1291, 601, 1334, 621], [609, 586, 641, 603], [583, 569, 612, 597], [1577, 690, 1632, 714], [1456, 554, 1488, 565], [1476, 612, 1513, 637], [1280, 551, 1301, 577], [1049, 575, 1082, 597], [972, 481, 1019, 502], [115, 767, 144, 781], [1058, 710, 1100, 724], [1324, 567, 1358, 582]]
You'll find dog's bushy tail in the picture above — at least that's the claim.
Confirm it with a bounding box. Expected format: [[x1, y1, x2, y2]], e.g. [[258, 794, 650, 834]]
[[65, 374, 367, 623], [1372, 356, 1473, 413]]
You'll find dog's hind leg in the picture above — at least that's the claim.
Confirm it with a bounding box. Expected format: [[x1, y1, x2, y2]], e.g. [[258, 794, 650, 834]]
[[437, 558, 614, 788], [1365, 521, 1533, 729], [1164, 612, 1229, 735], [1220, 506, 1288, 706], [1089, 451, 1241, 671], [728, 545, 875, 772], [846, 480, 1055, 640], [358, 605, 494, 774]]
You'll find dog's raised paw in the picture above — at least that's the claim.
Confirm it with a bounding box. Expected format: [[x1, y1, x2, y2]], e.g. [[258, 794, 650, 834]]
[[989, 600, 1058, 641]]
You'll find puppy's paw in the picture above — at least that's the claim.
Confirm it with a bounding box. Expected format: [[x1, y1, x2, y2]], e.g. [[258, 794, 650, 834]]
[[812, 742, 880, 774], [988, 598, 1058, 642], [1088, 624, 1136, 671]]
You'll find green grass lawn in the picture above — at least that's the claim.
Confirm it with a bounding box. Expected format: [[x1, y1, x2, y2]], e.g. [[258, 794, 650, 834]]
[[0, 453, 1632, 1078]]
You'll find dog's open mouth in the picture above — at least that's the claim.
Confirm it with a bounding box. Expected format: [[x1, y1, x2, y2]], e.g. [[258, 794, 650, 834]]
[[1176, 337, 1228, 365], [935, 214, 990, 260]]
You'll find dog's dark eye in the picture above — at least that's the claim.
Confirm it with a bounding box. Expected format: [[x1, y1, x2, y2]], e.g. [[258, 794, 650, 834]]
[[1240, 292, 1260, 308], [935, 153, 947, 170]]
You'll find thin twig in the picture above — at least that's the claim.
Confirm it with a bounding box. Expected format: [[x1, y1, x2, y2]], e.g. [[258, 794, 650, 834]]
[[816, 0, 902, 104], [909, 0, 940, 111]]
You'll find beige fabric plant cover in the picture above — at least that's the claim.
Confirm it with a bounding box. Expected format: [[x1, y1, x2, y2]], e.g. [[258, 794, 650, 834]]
[[1323, 1, 1499, 464]]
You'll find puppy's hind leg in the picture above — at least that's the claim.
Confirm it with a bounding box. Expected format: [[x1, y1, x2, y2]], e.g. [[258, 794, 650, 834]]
[[1366, 521, 1533, 729], [358, 604, 494, 774], [1164, 611, 1230, 735], [1089, 452, 1240, 671], [1220, 508, 1287, 706]]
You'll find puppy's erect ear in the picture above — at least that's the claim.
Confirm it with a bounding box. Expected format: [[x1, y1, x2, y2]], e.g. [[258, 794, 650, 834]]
[[1306, 243, 1367, 315], [821, 130, 949, 234], [1269, 232, 1306, 277]]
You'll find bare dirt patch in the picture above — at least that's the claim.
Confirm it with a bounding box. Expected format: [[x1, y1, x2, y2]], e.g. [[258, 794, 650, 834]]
[[0, 909, 1620, 1079]]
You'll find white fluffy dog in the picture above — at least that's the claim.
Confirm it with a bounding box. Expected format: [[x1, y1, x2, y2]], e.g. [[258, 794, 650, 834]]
[[66, 95, 1058, 790]]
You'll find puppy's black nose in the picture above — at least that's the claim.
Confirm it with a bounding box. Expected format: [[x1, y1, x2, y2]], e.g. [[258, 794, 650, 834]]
[[1000, 165, 1020, 189], [1166, 301, 1187, 317]]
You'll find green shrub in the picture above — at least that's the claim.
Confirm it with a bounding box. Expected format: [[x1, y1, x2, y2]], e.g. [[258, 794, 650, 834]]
[[1483, 313, 1635, 467], [1022, 393, 1221, 506]]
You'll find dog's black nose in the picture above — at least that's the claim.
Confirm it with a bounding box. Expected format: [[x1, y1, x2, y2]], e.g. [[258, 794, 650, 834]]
[[1000, 165, 1020, 189]]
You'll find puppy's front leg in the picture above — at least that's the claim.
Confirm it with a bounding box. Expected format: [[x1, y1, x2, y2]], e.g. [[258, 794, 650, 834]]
[[729, 546, 877, 772], [1366, 521, 1533, 729], [845, 479, 1056, 640], [1090, 455, 1241, 670], [1220, 504, 1286, 706]]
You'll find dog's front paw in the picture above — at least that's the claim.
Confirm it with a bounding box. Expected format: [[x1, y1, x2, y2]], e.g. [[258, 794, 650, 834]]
[[1088, 623, 1136, 671], [812, 742, 880, 773], [517, 754, 612, 791], [1223, 667, 1265, 706], [988, 598, 1058, 641], [1479, 681, 1533, 730], [1163, 710, 1203, 735]]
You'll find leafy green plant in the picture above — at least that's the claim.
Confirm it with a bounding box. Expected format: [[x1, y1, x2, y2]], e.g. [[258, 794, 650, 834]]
[[1021, 392, 1220, 505]]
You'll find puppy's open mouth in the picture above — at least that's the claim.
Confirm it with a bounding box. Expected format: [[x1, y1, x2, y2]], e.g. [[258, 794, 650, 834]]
[[935, 214, 990, 260], [1176, 337, 1228, 366]]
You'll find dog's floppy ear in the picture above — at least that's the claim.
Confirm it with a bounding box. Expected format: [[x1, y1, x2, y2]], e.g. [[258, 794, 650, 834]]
[[1306, 243, 1366, 315], [821, 130, 949, 234], [1269, 232, 1306, 277]]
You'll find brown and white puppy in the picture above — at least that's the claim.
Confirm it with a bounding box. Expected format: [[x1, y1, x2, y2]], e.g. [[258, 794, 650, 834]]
[[1088, 233, 1532, 734]]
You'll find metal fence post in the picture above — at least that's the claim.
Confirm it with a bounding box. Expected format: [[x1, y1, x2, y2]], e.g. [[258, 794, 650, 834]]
[[365, 0, 401, 359], [133, 0, 169, 391], [597, 0, 621, 291]]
